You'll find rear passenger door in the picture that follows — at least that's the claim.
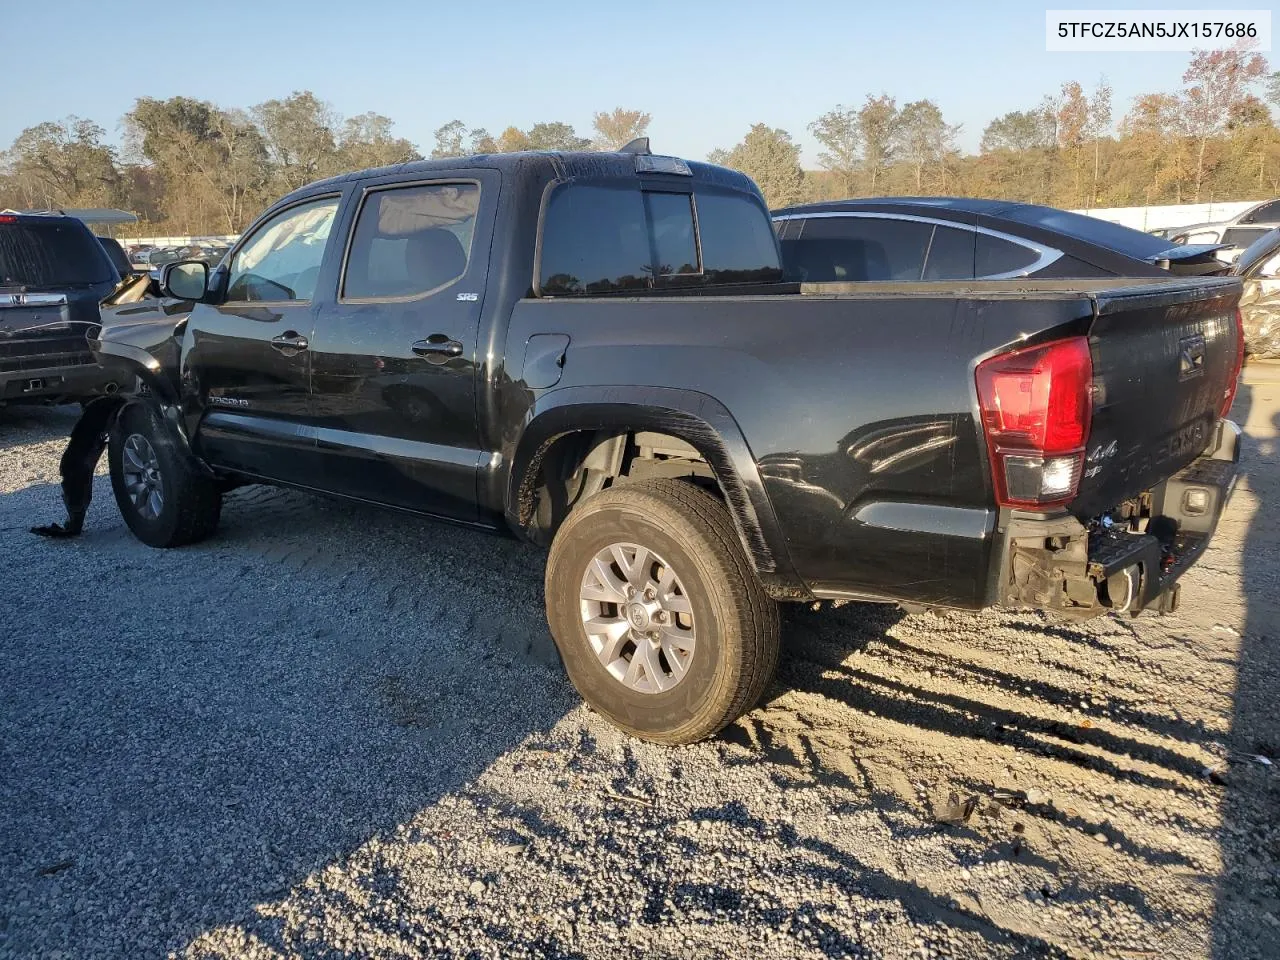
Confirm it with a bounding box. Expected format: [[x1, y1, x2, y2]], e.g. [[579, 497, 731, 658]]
[[307, 173, 496, 520]]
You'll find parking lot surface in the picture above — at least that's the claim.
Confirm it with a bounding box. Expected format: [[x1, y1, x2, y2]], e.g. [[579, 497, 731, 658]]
[[1, 369, 1278, 959]]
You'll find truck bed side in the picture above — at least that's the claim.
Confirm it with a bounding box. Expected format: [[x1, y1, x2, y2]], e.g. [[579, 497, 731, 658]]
[[502, 276, 1241, 608]]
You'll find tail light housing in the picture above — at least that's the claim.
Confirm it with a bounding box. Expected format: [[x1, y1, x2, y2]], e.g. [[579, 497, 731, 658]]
[[976, 337, 1093, 509], [1220, 307, 1245, 417]]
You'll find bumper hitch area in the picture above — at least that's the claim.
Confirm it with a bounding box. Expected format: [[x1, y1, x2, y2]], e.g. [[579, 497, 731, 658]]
[[1001, 420, 1239, 619]]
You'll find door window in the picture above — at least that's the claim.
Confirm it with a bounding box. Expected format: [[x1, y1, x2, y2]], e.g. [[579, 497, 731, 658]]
[[781, 216, 933, 282], [975, 233, 1040, 277], [921, 224, 977, 280], [343, 183, 481, 300], [226, 197, 338, 302]]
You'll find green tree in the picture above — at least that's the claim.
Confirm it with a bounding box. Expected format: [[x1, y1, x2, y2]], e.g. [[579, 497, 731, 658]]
[[526, 122, 592, 151], [468, 128, 498, 153], [252, 91, 338, 191], [431, 119, 468, 159], [711, 123, 804, 207], [809, 106, 859, 197], [892, 99, 958, 193], [857, 94, 899, 194], [1, 117, 123, 209], [337, 113, 419, 171], [125, 96, 270, 233]]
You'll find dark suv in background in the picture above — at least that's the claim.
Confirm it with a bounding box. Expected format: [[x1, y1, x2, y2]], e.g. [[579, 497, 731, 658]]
[[0, 212, 121, 404]]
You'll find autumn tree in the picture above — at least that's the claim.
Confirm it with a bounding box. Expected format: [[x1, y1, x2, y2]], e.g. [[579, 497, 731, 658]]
[[710, 124, 804, 207], [1181, 46, 1269, 200], [496, 126, 532, 152], [1118, 92, 1191, 203], [1084, 79, 1113, 207], [592, 108, 651, 150]]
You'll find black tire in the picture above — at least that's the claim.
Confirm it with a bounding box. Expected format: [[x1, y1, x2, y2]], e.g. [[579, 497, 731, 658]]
[[108, 402, 222, 548], [546, 478, 780, 744]]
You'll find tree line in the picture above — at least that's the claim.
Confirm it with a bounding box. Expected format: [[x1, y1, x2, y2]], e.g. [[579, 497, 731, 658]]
[[1, 48, 1277, 235]]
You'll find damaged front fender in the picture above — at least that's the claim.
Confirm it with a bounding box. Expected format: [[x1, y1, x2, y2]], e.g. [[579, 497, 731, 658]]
[[90, 308, 188, 404]]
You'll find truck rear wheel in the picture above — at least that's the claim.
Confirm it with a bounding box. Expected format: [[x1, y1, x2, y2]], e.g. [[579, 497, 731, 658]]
[[108, 402, 222, 548], [546, 478, 779, 744]]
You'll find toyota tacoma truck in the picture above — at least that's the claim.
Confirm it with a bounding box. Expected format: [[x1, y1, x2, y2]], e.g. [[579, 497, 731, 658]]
[[60, 144, 1244, 744]]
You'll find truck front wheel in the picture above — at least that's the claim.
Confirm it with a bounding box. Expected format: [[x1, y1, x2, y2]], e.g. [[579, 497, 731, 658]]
[[546, 478, 779, 744], [108, 402, 222, 548]]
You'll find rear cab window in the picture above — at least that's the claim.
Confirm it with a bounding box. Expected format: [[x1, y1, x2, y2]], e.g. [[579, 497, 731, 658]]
[[537, 179, 781, 295], [0, 218, 114, 288]]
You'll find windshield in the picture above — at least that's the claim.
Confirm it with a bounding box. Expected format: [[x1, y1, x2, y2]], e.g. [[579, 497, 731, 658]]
[[0, 220, 113, 286]]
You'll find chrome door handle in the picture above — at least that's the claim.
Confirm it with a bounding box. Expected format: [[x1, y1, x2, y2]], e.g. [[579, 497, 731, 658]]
[[412, 336, 463, 365], [270, 332, 309, 353]]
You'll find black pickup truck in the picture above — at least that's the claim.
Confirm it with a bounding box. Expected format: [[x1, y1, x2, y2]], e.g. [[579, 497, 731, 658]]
[[73, 145, 1243, 743]]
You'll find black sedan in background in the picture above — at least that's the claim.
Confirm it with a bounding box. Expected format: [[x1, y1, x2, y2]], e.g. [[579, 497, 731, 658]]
[[772, 198, 1230, 283]]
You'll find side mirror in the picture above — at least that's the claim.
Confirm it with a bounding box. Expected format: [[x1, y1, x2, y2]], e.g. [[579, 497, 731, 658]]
[[161, 260, 208, 301]]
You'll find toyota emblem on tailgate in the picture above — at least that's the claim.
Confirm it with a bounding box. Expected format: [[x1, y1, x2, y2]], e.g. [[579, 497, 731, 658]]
[[1178, 333, 1206, 380]]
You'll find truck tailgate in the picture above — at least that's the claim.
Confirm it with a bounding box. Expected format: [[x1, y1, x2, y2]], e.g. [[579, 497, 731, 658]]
[[1073, 277, 1241, 517]]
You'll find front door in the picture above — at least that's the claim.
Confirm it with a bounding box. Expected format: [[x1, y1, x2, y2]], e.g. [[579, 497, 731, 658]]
[[186, 194, 343, 485], [307, 175, 494, 519]]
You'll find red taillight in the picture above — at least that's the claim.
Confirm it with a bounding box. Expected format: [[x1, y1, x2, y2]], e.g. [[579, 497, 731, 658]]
[[0, 215, 16, 223], [1221, 307, 1245, 417], [976, 337, 1093, 509]]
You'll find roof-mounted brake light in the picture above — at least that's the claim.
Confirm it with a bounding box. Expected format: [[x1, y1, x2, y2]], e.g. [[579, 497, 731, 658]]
[[635, 155, 691, 176]]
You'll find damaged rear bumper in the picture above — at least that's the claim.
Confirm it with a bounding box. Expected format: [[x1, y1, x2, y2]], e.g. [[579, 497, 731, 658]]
[[997, 419, 1240, 618]]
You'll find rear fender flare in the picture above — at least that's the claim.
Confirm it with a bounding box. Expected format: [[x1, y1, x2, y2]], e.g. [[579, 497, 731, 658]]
[[507, 385, 806, 596]]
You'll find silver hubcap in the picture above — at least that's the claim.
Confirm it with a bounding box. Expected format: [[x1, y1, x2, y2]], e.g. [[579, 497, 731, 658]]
[[579, 542, 696, 694], [121, 433, 164, 520]]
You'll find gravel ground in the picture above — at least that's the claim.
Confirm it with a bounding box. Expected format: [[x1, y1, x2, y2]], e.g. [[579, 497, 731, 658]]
[[1, 371, 1278, 960]]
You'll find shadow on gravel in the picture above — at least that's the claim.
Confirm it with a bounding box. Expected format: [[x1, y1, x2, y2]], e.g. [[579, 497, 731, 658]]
[[0, 403, 80, 453], [0, 477, 577, 957], [1213, 381, 1280, 959]]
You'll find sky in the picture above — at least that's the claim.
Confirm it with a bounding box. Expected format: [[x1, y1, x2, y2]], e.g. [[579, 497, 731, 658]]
[[0, 0, 1268, 167]]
